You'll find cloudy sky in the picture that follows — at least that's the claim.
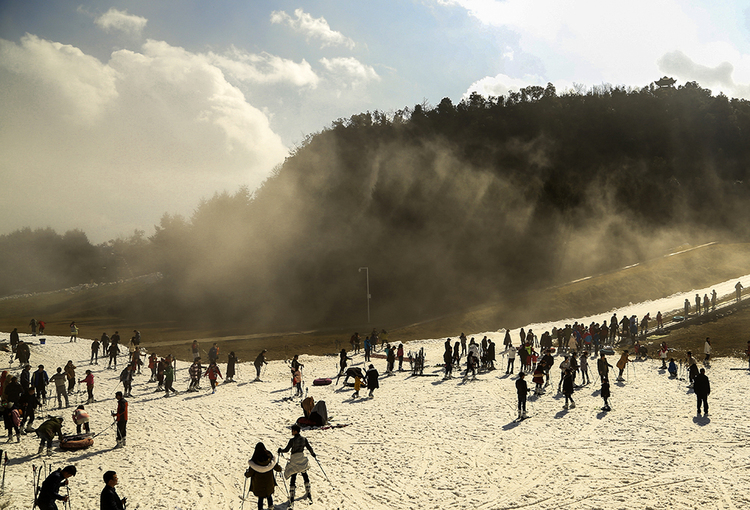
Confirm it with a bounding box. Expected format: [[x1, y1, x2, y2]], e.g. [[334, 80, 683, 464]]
[[2, 0, 750, 243]]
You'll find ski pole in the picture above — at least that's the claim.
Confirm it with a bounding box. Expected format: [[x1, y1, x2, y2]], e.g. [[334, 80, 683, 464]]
[[65, 484, 71, 510], [1, 452, 6, 490], [312, 456, 330, 483], [92, 420, 117, 439], [240, 477, 248, 510]]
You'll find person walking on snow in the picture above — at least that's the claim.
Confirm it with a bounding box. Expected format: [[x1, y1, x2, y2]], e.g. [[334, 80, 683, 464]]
[[616, 351, 629, 381], [254, 350, 268, 381], [736, 281, 744, 302], [188, 358, 202, 391], [516, 372, 529, 419], [226, 351, 238, 382], [694, 368, 710, 416], [112, 391, 128, 448], [164, 363, 178, 396], [704, 338, 712, 362], [69, 321, 78, 343], [278, 424, 316, 507], [49, 368, 68, 409], [562, 368, 576, 409], [80, 369, 95, 404], [600, 378, 611, 411], [245, 442, 283, 510], [204, 362, 223, 394], [366, 364, 379, 398]]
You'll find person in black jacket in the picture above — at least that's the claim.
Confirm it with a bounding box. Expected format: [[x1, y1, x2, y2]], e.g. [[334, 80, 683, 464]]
[[515, 372, 529, 419], [37, 465, 76, 509], [100, 471, 126, 510], [694, 368, 711, 416], [366, 364, 379, 398]]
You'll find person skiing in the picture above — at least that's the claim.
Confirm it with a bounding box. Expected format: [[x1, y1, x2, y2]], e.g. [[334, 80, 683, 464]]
[[506, 345, 516, 374], [562, 368, 575, 410], [49, 367, 68, 409], [101, 332, 110, 358], [366, 364, 379, 398], [91, 338, 101, 365], [119, 364, 134, 398], [164, 362, 178, 396], [204, 362, 223, 394], [101, 470, 127, 510], [616, 350, 629, 381], [37, 465, 76, 509], [108, 332, 120, 369], [694, 368, 710, 416], [31, 364, 49, 406], [516, 371, 529, 419], [112, 391, 128, 448], [64, 360, 76, 394], [245, 442, 283, 510], [188, 358, 202, 391], [278, 424, 316, 507], [79, 369, 95, 404], [72, 405, 90, 434], [254, 350, 268, 381], [226, 351, 238, 382]]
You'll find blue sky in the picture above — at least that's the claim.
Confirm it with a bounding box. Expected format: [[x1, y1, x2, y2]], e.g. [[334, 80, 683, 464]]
[[2, 0, 750, 242]]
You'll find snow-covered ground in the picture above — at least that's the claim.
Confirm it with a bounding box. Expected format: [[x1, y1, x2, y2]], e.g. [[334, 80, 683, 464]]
[[1, 276, 750, 510]]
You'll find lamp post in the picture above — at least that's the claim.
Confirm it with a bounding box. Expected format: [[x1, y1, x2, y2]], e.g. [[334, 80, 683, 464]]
[[358, 267, 371, 323]]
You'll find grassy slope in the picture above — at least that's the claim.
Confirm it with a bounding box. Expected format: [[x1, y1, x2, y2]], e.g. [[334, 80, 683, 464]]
[[1, 243, 749, 363]]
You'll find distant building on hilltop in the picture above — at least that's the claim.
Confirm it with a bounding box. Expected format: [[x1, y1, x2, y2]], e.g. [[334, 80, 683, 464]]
[[654, 76, 676, 88]]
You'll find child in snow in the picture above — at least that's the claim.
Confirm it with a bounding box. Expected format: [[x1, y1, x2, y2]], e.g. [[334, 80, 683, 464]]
[[616, 351, 629, 381], [353, 374, 361, 399], [668, 358, 678, 378], [531, 365, 545, 395], [600, 379, 611, 411]]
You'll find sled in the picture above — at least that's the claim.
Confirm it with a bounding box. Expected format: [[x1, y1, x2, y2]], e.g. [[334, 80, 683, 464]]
[[312, 378, 332, 386], [60, 433, 94, 450], [599, 348, 615, 356]]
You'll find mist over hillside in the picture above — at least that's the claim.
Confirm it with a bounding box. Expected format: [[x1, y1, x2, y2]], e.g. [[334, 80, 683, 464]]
[[3, 81, 750, 330]]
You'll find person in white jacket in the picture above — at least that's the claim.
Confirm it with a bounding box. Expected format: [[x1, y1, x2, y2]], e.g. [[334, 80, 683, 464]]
[[704, 338, 712, 362]]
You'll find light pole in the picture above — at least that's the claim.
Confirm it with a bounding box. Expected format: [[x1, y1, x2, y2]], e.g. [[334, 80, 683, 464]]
[[358, 267, 371, 323]]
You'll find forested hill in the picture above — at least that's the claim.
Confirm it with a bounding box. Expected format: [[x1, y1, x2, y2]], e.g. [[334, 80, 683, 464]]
[[4, 81, 750, 330]]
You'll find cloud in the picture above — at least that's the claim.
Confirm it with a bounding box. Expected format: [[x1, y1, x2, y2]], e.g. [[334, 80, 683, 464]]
[[208, 47, 319, 88], [658, 50, 750, 99], [464, 72, 544, 98], [94, 7, 148, 36], [271, 8, 355, 49], [0, 35, 287, 242], [319, 57, 379, 87]]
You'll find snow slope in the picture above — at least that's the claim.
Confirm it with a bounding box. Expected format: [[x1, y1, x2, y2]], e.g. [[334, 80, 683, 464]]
[[1, 279, 749, 509]]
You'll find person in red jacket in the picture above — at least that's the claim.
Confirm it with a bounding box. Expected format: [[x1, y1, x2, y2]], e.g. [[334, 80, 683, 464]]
[[204, 362, 223, 394], [79, 369, 94, 404], [112, 391, 128, 448]]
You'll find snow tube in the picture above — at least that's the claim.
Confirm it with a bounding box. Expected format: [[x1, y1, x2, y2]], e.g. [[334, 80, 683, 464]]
[[296, 416, 317, 427], [312, 378, 332, 386], [60, 434, 93, 450], [600, 348, 615, 356]]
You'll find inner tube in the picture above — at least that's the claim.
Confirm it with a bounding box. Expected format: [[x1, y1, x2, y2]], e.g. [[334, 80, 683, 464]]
[[600, 348, 615, 356], [60, 434, 93, 450], [312, 378, 332, 386]]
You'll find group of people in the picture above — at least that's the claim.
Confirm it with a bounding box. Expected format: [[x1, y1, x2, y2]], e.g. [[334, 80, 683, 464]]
[[34, 465, 127, 510]]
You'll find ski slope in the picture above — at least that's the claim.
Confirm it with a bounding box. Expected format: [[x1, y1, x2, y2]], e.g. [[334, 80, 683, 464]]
[[1, 279, 750, 509]]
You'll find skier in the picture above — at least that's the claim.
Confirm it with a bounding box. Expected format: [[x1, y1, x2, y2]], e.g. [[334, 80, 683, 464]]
[[37, 465, 76, 509], [579, 352, 591, 385], [245, 442, 283, 510], [69, 321, 78, 342], [108, 332, 120, 369], [72, 405, 90, 434], [506, 345, 516, 374], [226, 351, 238, 382], [101, 333, 110, 358], [291, 367, 303, 397], [119, 364, 134, 398], [164, 362, 178, 396], [600, 378, 611, 411], [204, 362, 223, 394], [531, 364, 545, 395], [557, 355, 570, 393], [101, 471, 127, 510], [279, 424, 316, 507], [112, 391, 128, 448], [616, 351, 629, 381], [64, 360, 76, 394], [366, 364, 379, 398], [516, 371, 529, 419], [49, 367, 69, 409], [188, 358, 202, 391], [254, 350, 268, 381], [79, 369, 95, 404], [208, 342, 219, 365], [91, 338, 101, 365], [562, 368, 575, 410], [148, 352, 158, 382], [35, 416, 64, 456], [694, 368, 710, 416]]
